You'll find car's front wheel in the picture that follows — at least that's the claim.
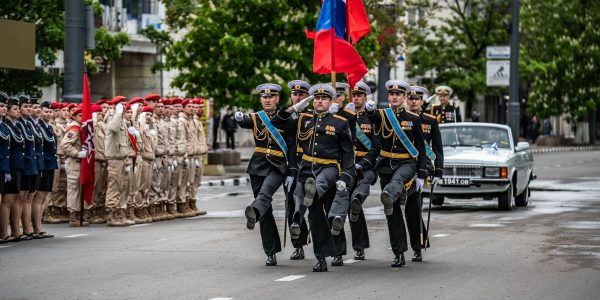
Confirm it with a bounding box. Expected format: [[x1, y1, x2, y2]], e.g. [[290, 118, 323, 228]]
[[498, 181, 514, 211], [515, 181, 530, 207], [431, 195, 445, 206]]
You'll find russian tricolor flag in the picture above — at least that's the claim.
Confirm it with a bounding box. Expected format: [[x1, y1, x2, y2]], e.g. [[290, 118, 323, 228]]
[[308, 0, 370, 87]]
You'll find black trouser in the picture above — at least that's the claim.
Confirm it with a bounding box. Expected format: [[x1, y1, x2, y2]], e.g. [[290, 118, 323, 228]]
[[226, 131, 235, 149], [286, 179, 309, 248], [404, 185, 429, 252], [294, 166, 337, 259], [324, 188, 347, 256], [348, 169, 376, 251], [379, 160, 416, 256], [249, 170, 285, 256]]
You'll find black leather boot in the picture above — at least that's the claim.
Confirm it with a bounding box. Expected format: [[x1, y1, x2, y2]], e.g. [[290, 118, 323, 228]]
[[290, 247, 305, 260], [391, 253, 406, 268], [412, 249, 422, 262], [266, 254, 277, 266], [313, 258, 328, 272], [245, 206, 256, 230], [331, 255, 344, 266], [354, 249, 365, 260]]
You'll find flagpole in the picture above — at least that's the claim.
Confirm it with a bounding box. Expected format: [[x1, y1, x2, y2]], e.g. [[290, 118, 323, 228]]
[[79, 65, 87, 226], [330, 0, 336, 88]]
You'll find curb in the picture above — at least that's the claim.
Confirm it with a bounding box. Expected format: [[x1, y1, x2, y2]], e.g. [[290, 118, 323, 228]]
[[531, 145, 600, 155], [202, 176, 250, 187]]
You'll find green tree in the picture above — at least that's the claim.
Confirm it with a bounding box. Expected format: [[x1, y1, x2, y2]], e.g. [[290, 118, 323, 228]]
[[146, 0, 383, 109], [521, 0, 600, 119], [408, 0, 510, 113]]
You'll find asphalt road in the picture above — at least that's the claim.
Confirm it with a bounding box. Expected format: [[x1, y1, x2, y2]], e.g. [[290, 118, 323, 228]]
[[1, 151, 599, 300]]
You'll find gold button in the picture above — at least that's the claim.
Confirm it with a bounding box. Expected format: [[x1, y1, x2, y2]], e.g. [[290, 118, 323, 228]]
[[314, 143, 318, 145], [313, 152, 317, 155], [316, 133, 319, 136]]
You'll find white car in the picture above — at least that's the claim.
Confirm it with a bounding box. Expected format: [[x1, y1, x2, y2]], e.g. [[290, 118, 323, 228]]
[[425, 122, 536, 210]]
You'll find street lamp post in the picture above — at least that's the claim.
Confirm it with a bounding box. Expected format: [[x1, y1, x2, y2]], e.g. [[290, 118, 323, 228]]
[[508, 0, 520, 144]]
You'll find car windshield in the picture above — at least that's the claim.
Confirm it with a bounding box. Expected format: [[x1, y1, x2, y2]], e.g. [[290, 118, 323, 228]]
[[440, 126, 511, 149]]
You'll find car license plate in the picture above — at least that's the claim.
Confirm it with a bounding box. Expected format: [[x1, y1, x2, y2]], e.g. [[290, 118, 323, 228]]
[[442, 177, 470, 186]]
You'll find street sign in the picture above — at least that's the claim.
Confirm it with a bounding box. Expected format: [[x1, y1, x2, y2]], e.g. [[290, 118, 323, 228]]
[[486, 46, 510, 59], [486, 60, 510, 86]]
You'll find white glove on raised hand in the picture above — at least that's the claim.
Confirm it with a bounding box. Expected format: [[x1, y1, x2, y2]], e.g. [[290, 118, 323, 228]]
[[292, 95, 314, 112], [416, 178, 425, 191], [127, 126, 140, 138], [336, 180, 347, 191], [344, 102, 356, 112], [234, 111, 244, 122], [77, 150, 87, 158], [329, 103, 340, 114], [115, 103, 124, 114], [285, 176, 294, 193], [131, 103, 140, 112], [4, 173, 12, 183], [432, 176, 442, 186], [365, 100, 376, 112]]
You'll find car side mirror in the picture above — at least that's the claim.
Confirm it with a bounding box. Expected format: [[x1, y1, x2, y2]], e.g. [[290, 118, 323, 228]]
[[515, 142, 530, 152]]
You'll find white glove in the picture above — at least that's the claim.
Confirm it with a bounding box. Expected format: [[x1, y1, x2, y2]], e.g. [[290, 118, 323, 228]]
[[184, 158, 189, 166], [344, 102, 356, 112], [355, 163, 362, 171], [4, 173, 12, 183], [336, 180, 347, 191], [195, 159, 200, 168], [77, 150, 87, 158], [59, 163, 65, 170], [131, 103, 140, 112], [92, 112, 98, 119], [115, 103, 124, 114], [128, 126, 140, 138], [292, 95, 314, 112], [432, 176, 442, 186], [329, 103, 340, 114], [171, 160, 178, 170], [144, 124, 150, 131], [365, 100, 376, 112], [149, 129, 157, 136], [152, 162, 159, 171], [416, 178, 425, 191], [124, 166, 131, 173], [234, 111, 244, 122], [285, 176, 294, 193]]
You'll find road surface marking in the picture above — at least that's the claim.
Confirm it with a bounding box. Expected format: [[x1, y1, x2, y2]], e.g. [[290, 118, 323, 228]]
[[432, 233, 451, 238], [131, 224, 151, 227], [0, 245, 14, 249], [468, 223, 505, 228], [555, 164, 562, 168], [209, 298, 233, 300], [64, 234, 89, 238], [344, 259, 360, 264], [275, 275, 305, 282]]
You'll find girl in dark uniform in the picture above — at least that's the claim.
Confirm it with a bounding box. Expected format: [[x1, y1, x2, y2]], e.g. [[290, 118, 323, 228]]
[[0, 93, 12, 243], [1, 97, 27, 242], [31, 101, 56, 238]]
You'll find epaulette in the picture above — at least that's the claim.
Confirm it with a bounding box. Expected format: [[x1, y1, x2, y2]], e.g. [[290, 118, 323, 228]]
[[422, 112, 436, 120], [300, 113, 312, 117], [406, 110, 420, 117], [343, 108, 356, 116], [333, 114, 347, 122]]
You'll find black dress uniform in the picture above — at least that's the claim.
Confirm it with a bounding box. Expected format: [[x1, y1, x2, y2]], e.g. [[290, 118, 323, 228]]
[[238, 83, 297, 266], [366, 80, 427, 267], [0, 93, 10, 192], [286, 83, 355, 272], [405, 86, 444, 262], [39, 102, 58, 192], [17, 96, 39, 192], [429, 85, 462, 123], [4, 98, 26, 195]]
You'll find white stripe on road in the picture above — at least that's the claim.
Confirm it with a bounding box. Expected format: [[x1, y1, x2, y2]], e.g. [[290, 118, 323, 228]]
[[0, 245, 14, 249], [432, 233, 451, 238], [275, 275, 305, 282], [343, 259, 361, 264], [63, 234, 89, 238], [209, 298, 233, 300], [468, 223, 505, 228], [131, 224, 151, 227]]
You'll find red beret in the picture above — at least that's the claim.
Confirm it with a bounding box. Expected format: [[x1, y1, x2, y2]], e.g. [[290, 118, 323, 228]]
[[96, 99, 108, 105], [160, 98, 170, 105], [128, 97, 143, 105], [182, 99, 194, 107], [144, 94, 161, 101], [195, 98, 205, 105], [71, 107, 82, 116], [67, 103, 77, 109], [91, 104, 103, 113], [170, 97, 182, 105], [112, 96, 127, 105], [142, 106, 154, 113], [50, 102, 61, 109]]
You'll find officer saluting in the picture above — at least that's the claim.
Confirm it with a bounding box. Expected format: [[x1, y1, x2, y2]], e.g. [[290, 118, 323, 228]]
[[429, 85, 462, 123], [406, 86, 444, 262], [281, 83, 355, 272], [365, 80, 427, 268], [236, 83, 298, 267]]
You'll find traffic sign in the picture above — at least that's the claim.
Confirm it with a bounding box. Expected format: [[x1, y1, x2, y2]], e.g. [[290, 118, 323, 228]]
[[486, 60, 510, 86], [486, 46, 510, 59]]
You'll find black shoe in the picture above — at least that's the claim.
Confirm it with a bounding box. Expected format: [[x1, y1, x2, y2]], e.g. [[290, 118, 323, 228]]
[[331, 255, 344, 266], [349, 197, 362, 222], [313, 258, 328, 272], [245, 206, 256, 230], [391, 253, 406, 268], [266, 254, 277, 266], [412, 250, 422, 262], [354, 249, 365, 260], [290, 247, 305, 260], [290, 222, 301, 240], [303, 178, 316, 207], [331, 216, 344, 236], [381, 191, 393, 215]]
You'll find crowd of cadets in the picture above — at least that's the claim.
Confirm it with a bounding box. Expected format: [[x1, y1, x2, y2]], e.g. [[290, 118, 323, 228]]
[[237, 79, 457, 272], [0, 92, 208, 243]]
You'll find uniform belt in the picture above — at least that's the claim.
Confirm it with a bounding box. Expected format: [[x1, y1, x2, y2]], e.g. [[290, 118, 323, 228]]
[[255, 147, 284, 157], [355, 150, 368, 157], [302, 154, 338, 165], [380, 150, 412, 159]]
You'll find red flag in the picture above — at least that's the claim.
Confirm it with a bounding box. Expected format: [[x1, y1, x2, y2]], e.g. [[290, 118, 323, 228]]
[[347, 0, 371, 44], [80, 71, 95, 204]]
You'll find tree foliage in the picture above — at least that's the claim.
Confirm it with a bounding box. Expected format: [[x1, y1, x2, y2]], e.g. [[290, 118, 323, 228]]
[[408, 0, 510, 110], [146, 0, 383, 109], [521, 0, 600, 119]]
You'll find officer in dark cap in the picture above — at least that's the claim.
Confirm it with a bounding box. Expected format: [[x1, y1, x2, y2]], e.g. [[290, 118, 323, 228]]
[[277, 83, 355, 272], [365, 80, 427, 267], [429, 85, 462, 123], [406, 85, 444, 262], [235, 83, 298, 266], [348, 81, 381, 261]]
